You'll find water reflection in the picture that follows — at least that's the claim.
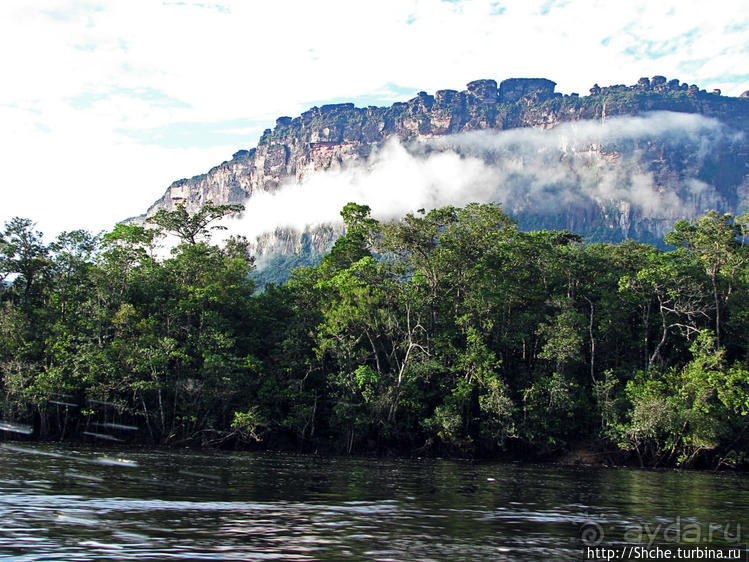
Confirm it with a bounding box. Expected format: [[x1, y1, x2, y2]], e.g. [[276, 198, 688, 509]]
[[0, 444, 746, 560]]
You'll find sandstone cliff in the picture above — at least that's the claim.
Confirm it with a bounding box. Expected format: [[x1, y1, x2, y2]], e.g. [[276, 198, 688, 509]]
[[136, 76, 749, 260]]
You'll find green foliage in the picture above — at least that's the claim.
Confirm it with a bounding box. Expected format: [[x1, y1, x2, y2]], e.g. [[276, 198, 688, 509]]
[[252, 251, 322, 288], [321, 202, 379, 271], [147, 202, 245, 245], [231, 407, 265, 442], [0, 217, 50, 302], [0, 205, 748, 467], [537, 303, 585, 372], [604, 331, 749, 467]]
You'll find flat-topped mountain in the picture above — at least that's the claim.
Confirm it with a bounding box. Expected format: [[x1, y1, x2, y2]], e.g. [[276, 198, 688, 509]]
[[133, 76, 749, 260]]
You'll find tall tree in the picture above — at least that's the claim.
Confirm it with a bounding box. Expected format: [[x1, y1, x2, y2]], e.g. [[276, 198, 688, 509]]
[[0, 218, 49, 303], [665, 212, 749, 348], [147, 202, 245, 245]]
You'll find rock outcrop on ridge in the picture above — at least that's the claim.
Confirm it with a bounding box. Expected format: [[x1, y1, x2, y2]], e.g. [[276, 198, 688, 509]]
[[134, 76, 749, 259]]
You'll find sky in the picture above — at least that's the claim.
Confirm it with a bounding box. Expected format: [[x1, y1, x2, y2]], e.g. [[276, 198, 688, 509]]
[[1, 0, 748, 238]]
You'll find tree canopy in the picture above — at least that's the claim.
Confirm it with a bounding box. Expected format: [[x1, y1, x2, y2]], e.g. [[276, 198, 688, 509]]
[[147, 202, 245, 245], [1, 203, 748, 469]]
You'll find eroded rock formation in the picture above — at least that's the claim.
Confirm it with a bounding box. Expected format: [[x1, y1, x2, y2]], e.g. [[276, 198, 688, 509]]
[[132, 75, 749, 260]]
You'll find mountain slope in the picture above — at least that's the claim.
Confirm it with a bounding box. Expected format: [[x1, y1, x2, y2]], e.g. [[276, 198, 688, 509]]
[[134, 76, 749, 260]]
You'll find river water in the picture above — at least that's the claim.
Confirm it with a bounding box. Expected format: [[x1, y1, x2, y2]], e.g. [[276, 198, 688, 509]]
[[0, 443, 746, 560]]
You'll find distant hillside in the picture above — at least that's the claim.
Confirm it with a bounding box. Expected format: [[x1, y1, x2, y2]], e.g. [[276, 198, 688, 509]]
[[130, 75, 749, 277]]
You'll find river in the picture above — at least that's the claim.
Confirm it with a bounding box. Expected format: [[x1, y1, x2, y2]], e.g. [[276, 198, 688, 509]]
[[0, 443, 746, 560]]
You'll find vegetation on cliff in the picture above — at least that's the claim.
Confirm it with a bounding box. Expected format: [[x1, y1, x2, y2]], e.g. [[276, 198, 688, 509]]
[[1, 203, 748, 469], [145, 75, 749, 251]]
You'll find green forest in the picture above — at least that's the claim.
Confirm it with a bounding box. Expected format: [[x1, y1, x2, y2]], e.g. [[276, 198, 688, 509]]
[[1, 202, 748, 470]]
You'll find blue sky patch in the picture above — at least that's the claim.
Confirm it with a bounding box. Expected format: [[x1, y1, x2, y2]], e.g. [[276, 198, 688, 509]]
[[724, 22, 749, 33], [162, 1, 230, 13], [701, 72, 749, 85], [305, 82, 421, 109], [68, 87, 191, 110], [68, 92, 106, 110], [73, 43, 97, 52], [489, 2, 506, 16], [117, 118, 267, 149], [677, 58, 708, 74], [539, 0, 570, 16], [622, 27, 700, 60], [42, 2, 104, 22]]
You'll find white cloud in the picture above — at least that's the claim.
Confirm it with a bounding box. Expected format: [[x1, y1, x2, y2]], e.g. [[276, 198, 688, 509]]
[[220, 112, 732, 246], [1, 0, 748, 237]]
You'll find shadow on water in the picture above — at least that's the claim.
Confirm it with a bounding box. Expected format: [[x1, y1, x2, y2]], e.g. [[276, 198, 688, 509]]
[[0, 443, 747, 560]]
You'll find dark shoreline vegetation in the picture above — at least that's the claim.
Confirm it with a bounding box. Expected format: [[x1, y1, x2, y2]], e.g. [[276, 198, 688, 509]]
[[1, 202, 748, 470]]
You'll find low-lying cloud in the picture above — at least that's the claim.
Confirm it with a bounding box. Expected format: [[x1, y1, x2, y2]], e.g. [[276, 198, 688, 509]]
[[221, 111, 739, 246]]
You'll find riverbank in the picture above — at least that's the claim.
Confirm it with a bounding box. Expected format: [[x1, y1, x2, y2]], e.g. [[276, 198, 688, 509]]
[[3, 431, 747, 472]]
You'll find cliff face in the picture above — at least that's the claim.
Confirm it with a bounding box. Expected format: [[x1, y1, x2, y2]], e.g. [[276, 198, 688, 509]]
[[140, 76, 749, 256]]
